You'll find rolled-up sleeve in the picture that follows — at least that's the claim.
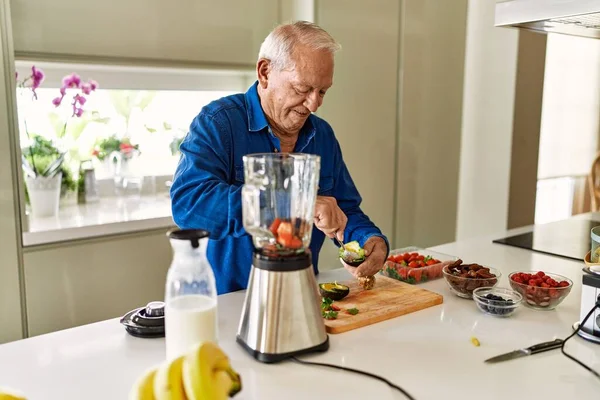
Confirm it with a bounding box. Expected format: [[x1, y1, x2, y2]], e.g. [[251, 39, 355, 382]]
[[331, 137, 390, 255], [170, 112, 246, 240]]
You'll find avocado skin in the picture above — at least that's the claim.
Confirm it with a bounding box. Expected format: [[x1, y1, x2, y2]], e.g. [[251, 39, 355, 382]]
[[343, 259, 365, 267], [319, 283, 350, 300]]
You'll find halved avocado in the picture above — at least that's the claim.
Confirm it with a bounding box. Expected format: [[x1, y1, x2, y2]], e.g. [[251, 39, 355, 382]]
[[339, 240, 366, 267], [319, 282, 350, 300]]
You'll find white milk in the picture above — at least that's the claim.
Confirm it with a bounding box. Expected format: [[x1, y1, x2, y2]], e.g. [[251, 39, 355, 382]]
[[165, 294, 218, 360]]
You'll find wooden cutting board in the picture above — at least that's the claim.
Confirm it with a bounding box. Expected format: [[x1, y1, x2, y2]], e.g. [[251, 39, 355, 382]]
[[323, 275, 443, 334]]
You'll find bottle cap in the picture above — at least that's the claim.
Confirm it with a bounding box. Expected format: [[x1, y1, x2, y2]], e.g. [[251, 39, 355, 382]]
[[167, 229, 210, 248]]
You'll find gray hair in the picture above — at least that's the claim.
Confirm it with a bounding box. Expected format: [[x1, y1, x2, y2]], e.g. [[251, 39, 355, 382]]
[[258, 21, 341, 71]]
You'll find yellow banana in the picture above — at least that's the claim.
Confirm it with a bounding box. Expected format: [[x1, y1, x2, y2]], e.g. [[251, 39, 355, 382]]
[[129, 366, 158, 400], [182, 342, 242, 400], [0, 387, 26, 400], [154, 355, 187, 400]]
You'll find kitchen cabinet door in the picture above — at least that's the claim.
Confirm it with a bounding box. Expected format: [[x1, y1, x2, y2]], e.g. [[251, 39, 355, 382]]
[[315, 0, 399, 267], [10, 0, 278, 67], [23, 230, 173, 337]]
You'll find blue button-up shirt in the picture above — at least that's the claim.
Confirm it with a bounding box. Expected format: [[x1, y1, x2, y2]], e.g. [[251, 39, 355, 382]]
[[170, 81, 389, 294]]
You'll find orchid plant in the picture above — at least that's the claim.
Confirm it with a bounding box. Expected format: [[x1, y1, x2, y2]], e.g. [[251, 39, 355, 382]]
[[17, 66, 99, 198], [51, 73, 99, 137]]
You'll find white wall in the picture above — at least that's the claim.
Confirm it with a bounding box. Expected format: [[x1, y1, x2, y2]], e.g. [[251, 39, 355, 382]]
[[456, 0, 519, 240]]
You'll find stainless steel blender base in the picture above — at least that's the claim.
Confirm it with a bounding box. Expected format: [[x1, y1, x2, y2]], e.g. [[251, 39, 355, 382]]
[[237, 253, 330, 363], [237, 334, 329, 363], [573, 322, 600, 344]]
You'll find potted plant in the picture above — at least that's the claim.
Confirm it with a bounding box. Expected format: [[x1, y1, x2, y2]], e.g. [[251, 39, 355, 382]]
[[21, 136, 66, 218], [17, 66, 99, 216]]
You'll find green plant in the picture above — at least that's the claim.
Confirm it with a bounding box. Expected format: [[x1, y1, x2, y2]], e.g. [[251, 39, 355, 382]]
[[22, 135, 77, 201], [92, 135, 140, 162]]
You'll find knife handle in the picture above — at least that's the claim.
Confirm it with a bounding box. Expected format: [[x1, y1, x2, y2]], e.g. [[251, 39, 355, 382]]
[[527, 338, 564, 354]]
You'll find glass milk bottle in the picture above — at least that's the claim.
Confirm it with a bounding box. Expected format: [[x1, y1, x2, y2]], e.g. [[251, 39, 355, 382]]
[[165, 229, 218, 361]]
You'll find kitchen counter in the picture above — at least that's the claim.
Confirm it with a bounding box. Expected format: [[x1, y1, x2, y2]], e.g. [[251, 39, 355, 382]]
[[1, 226, 599, 399]]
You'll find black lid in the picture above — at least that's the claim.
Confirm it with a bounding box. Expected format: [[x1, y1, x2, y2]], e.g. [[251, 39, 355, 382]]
[[120, 301, 165, 338], [167, 229, 210, 248], [254, 251, 311, 272]]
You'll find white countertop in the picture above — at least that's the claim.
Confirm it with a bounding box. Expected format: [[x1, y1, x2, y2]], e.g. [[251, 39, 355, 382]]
[[1, 225, 599, 399], [23, 194, 175, 246]]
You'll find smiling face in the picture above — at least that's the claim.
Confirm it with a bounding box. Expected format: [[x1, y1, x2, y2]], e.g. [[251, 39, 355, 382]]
[[257, 44, 334, 136]]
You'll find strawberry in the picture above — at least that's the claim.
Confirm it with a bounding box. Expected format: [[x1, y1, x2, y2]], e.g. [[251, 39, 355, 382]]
[[399, 268, 408, 280], [412, 269, 423, 282]]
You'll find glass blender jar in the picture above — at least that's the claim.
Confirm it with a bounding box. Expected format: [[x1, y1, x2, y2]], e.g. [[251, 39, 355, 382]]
[[241, 153, 321, 256], [237, 153, 329, 363]]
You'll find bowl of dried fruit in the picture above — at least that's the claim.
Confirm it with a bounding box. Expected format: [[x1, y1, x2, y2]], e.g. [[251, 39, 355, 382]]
[[508, 271, 573, 310], [442, 260, 501, 299]]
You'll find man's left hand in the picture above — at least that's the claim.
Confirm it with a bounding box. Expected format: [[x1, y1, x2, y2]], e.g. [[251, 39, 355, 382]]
[[341, 236, 388, 278]]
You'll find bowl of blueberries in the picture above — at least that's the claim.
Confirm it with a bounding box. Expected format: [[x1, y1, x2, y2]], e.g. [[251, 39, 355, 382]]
[[473, 287, 522, 317]]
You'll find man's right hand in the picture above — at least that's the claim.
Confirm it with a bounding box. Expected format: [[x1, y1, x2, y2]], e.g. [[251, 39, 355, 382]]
[[314, 196, 347, 242]]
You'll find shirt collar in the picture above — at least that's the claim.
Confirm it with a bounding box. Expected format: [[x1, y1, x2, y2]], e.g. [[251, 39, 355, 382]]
[[244, 81, 269, 132]]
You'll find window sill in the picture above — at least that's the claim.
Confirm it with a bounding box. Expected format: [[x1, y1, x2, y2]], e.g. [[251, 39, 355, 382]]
[[23, 194, 175, 247]]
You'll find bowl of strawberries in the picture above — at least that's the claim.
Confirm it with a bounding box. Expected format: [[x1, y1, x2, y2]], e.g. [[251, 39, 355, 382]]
[[508, 271, 573, 310]]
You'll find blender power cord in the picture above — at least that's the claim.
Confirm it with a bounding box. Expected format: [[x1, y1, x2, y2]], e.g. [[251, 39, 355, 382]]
[[560, 299, 600, 380], [290, 356, 416, 400]]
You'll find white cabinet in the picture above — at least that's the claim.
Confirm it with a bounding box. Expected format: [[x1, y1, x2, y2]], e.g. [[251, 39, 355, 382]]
[[23, 231, 173, 337], [10, 0, 279, 66]]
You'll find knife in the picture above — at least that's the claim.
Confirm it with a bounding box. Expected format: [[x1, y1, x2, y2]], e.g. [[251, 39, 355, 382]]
[[484, 338, 564, 364]]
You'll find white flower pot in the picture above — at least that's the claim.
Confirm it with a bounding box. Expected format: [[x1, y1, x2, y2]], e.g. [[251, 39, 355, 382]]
[[25, 173, 62, 218]]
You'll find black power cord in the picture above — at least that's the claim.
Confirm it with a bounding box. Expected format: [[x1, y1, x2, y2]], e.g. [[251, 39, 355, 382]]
[[290, 356, 416, 400], [560, 298, 600, 380]]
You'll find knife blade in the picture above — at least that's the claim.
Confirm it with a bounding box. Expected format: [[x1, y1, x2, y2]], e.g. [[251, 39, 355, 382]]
[[484, 338, 564, 364]]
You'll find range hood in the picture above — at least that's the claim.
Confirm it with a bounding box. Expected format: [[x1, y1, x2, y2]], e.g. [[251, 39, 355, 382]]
[[496, 0, 600, 40]]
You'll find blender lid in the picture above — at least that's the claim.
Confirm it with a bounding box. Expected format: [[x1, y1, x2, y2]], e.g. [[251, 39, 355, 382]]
[[120, 301, 165, 338]]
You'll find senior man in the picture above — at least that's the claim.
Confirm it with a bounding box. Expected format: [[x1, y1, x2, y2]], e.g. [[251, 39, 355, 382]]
[[170, 21, 388, 294]]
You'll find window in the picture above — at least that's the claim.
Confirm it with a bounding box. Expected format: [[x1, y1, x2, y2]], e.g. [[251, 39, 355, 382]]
[[15, 60, 255, 245], [535, 33, 600, 224]]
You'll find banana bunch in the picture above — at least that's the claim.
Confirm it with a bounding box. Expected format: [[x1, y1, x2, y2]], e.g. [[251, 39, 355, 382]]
[[130, 341, 242, 400], [0, 387, 26, 400]]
